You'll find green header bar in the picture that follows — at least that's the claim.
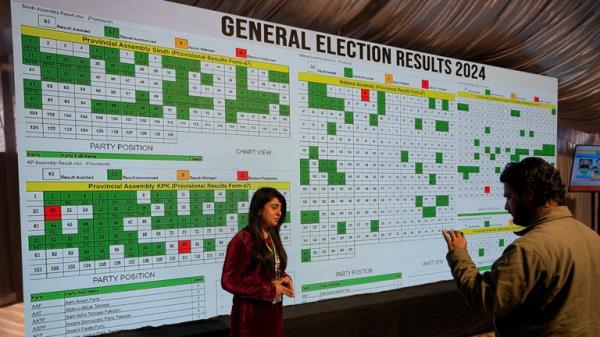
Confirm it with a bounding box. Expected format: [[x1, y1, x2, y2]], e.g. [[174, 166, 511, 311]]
[[27, 151, 203, 161], [458, 211, 508, 217], [31, 276, 204, 302], [302, 272, 402, 292]]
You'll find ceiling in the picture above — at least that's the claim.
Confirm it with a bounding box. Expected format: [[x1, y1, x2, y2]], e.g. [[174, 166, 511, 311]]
[[170, 0, 600, 132]]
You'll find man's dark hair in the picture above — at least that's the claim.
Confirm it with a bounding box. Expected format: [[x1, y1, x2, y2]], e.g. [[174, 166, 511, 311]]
[[500, 157, 566, 207]]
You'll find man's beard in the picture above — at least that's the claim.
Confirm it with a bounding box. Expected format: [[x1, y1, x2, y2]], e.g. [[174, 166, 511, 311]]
[[511, 207, 533, 226]]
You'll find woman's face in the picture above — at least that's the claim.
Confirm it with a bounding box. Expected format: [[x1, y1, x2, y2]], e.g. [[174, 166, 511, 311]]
[[260, 197, 282, 229]]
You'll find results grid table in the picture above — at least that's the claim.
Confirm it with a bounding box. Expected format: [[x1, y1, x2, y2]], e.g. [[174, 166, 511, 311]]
[[25, 181, 291, 279], [297, 72, 456, 262], [20, 25, 291, 143]]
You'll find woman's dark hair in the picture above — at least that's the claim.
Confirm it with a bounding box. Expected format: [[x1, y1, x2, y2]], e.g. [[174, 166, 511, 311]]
[[500, 157, 565, 207], [245, 187, 287, 275]]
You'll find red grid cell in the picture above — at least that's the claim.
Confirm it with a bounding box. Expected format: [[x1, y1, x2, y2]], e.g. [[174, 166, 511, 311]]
[[421, 79, 429, 89], [44, 206, 61, 221], [484, 186, 491, 194], [360, 89, 370, 102], [178, 240, 191, 254]]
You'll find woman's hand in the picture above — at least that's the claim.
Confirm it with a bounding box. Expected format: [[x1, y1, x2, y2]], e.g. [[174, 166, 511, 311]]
[[280, 275, 295, 297], [273, 279, 294, 298]]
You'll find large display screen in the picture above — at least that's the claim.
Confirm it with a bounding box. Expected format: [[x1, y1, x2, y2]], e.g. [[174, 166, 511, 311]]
[[11, 1, 557, 336]]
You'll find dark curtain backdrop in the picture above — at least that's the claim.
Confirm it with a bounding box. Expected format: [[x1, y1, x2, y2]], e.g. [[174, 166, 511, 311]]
[[1, 53, 22, 307]]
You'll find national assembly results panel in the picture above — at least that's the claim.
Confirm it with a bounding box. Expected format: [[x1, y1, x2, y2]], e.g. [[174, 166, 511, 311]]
[[11, 1, 557, 336]]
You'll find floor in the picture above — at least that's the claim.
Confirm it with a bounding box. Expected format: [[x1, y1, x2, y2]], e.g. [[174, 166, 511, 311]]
[[0, 302, 24, 337]]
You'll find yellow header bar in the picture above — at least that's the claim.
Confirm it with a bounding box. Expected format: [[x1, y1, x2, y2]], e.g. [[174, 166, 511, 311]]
[[299, 72, 454, 101], [457, 92, 556, 109], [461, 225, 523, 235], [21, 25, 288, 72], [26, 181, 290, 192]]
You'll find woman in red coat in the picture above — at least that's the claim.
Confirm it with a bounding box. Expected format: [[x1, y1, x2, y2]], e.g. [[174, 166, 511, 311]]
[[221, 187, 294, 337]]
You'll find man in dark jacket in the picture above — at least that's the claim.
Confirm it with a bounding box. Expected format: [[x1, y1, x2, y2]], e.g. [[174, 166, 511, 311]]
[[443, 157, 600, 337]]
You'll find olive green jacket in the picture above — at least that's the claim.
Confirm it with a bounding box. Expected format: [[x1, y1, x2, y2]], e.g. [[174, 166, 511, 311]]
[[446, 206, 600, 337]]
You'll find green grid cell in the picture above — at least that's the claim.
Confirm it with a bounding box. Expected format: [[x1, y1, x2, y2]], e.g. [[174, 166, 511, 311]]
[[309, 146, 319, 160], [457, 103, 469, 111], [457, 166, 480, 180], [428, 97, 436, 109], [435, 120, 449, 132], [401, 151, 409, 163], [337, 222, 347, 235], [510, 109, 520, 117], [415, 162, 423, 174], [435, 152, 443, 164], [300, 159, 310, 185], [21, 35, 40, 51], [533, 144, 555, 156], [327, 122, 337, 135], [511, 148, 530, 162], [377, 91, 386, 115], [422, 207, 436, 218], [134, 51, 148, 65], [22, 49, 41, 66], [328, 172, 346, 185], [279, 104, 290, 116], [369, 114, 378, 127], [301, 249, 311, 263], [415, 196, 423, 208], [318, 159, 336, 173], [29, 236, 45, 250], [203, 239, 216, 252], [268, 70, 289, 84], [436, 195, 449, 207], [237, 213, 248, 230], [370, 220, 379, 233], [344, 111, 354, 124], [414, 118, 423, 130], [201, 73, 213, 86], [429, 174, 436, 185], [478, 248, 485, 257], [300, 210, 320, 224], [24, 93, 42, 109]]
